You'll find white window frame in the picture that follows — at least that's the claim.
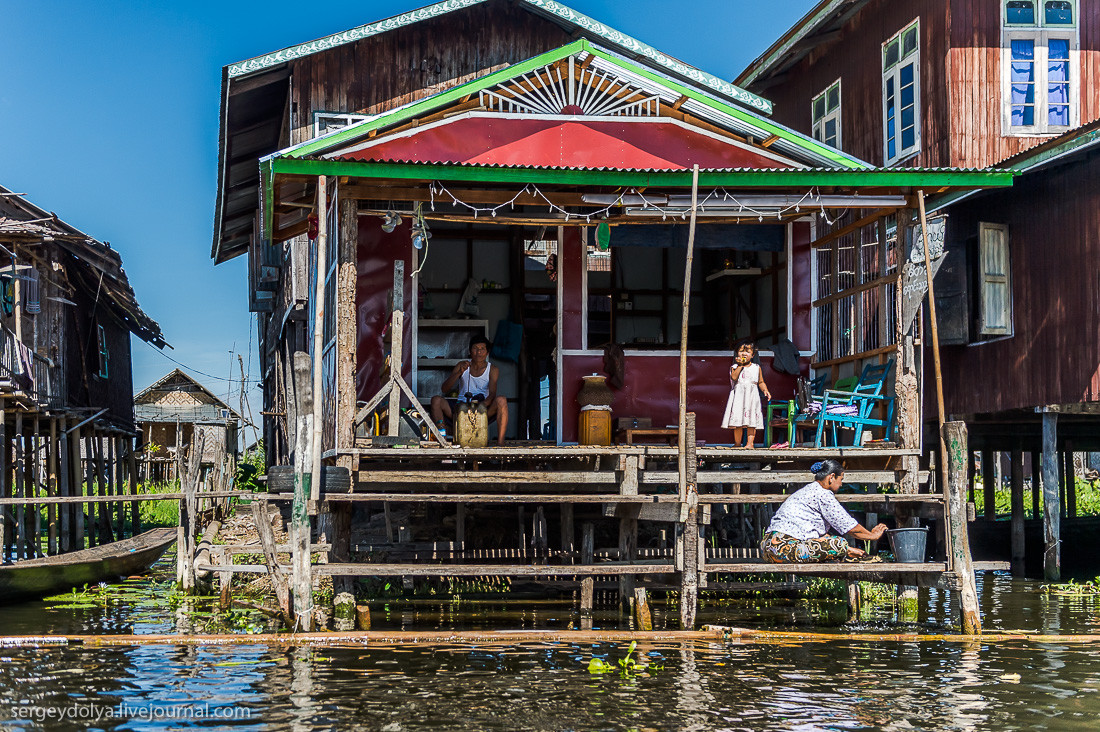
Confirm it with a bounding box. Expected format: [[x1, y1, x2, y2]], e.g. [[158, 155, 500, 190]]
[[312, 111, 370, 139], [978, 223, 1013, 337], [882, 19, 921, 166], [1001, 1, 1079, 136], [811, 79, 842, 150]]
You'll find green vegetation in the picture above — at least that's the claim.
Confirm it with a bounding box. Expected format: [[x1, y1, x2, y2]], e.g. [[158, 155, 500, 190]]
[[587, 641, 663, 676], [1041, 577, 1100, 596], [972, 477, 1100, 518]]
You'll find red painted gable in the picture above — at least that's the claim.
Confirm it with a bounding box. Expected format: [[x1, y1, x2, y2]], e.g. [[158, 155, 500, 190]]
[[334, 116, 795, 170]]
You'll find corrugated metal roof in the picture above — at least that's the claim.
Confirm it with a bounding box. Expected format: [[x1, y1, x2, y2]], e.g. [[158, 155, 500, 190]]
[[282, 40, 867, 170]]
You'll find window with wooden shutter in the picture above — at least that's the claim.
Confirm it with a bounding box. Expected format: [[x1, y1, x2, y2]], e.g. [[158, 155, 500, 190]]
[[978, 223, 1013, 336]]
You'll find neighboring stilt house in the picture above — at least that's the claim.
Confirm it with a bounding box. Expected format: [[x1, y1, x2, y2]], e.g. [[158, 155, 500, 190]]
[[0, 184, 165, 558], [213, 0, 1012, 629], [134, 369, 240, 483], [737, 0, 1100, 579]]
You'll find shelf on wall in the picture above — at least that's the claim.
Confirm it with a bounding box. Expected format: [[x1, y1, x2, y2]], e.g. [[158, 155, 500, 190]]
[[704, 268, 764, 282]]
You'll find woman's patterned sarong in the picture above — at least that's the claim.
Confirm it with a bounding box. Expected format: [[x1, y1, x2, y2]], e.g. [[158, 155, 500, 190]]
[[760, 531, 849, 563]]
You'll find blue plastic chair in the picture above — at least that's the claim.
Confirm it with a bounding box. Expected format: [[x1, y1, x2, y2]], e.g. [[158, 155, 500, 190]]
[[813, 360, 895, 447]]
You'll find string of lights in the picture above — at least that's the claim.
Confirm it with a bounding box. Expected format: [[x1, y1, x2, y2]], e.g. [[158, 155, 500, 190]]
[[427, 182, 837, 224]]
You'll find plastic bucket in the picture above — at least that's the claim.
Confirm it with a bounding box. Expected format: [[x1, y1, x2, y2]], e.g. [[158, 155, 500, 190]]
[[887, 527, 928, 563]]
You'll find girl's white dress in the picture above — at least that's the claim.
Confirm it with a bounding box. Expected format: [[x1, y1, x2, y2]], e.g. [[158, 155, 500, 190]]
[[721, 362, 763, 429]]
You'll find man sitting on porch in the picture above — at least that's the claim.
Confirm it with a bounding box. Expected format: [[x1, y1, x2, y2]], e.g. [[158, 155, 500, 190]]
[[430, 335, 509, 445]]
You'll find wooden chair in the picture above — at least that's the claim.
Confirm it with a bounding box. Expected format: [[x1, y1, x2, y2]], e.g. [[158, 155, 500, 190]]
[[813, 360, 895, 448], [791, 374, 856, 445]]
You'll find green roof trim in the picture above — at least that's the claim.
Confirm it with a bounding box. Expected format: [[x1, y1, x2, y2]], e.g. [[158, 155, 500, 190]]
[[279, 39, 864, 169], [269, 156, 1016, 189], [227, 0, 771, 114]]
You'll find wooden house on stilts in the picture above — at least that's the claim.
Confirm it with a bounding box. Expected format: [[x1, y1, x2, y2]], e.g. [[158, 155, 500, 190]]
[[213, 0, 1016, 630], [0, 183, 165, 561], [735, 0, 1100, 582]]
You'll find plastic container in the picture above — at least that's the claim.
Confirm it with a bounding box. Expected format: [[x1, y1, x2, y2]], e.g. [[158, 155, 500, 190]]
[[887, 527, 929, 563]]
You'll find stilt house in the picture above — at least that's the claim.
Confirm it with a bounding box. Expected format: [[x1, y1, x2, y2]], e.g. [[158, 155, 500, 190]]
[[0, 183, 165, 558], [737, 0, 1100, 578], [134, 369, 240, 482], [213, 0, 1014, 626]]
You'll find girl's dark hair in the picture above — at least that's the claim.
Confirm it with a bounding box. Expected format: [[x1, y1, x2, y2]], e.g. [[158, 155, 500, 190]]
[[811, 459, 844, 480], [735, 340, 756, 354]]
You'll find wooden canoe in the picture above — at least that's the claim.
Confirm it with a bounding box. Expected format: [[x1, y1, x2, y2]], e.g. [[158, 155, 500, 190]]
[[0, 527, 177, 605]]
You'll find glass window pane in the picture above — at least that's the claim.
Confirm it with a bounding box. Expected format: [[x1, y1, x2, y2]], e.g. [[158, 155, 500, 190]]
[[1006, 1, 1036, 24], [825, 118, 837, 144], [884, 40, 899, 69], [1048, 38, 1070, 63], [885, 77, 896, 158], [814, 96, 826, 121], [902, 26, 918, 57], [1048, 104, 1070, 126], [1010, 39, 1035, 127], [827, 84, 840, 111], [1044, 1, 1073, 25]]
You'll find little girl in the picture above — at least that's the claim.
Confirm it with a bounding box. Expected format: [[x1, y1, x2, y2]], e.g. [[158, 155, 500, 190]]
[[721, 342, 771, 447]]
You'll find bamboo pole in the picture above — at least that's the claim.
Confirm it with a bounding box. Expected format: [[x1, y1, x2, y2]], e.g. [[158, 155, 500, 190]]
[[917, 191, 948, 493], [310, 175, 328, 503], [12, 628, 1100, 648], [15, 412, 25, 558], [677, 164, 700, 502]]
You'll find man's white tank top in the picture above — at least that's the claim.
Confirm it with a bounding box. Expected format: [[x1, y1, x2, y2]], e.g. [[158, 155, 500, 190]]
[[459, 362, 491, 401]]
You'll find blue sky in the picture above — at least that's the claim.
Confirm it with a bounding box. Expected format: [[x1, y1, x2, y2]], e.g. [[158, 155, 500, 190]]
[[0, 0, 813, 425]]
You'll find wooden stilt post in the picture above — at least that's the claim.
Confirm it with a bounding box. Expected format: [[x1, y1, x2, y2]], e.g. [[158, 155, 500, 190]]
[[291, 350, 314, 630], [1064, 443, 1076, 518], [617, 454, 639, 610], [580, 522, 594, 624], [1010, 448, 1026, 576], [680, 413, 700, 630], [47, 418, 57, 555], [559, 503, 573, 564], [71, 425, 84, 550], [981, 448, 995, 520], [331, 196, 359, 599], [14, 412, 25, 559], [128, 436, 140, 537], [58, 418, 70, 553], [846, 582, 862, 622], [1042, 410, 1060, 580], [944, 421, 981, 634], [253, 500, 291, 622], [1030, 451, 1041, 521]]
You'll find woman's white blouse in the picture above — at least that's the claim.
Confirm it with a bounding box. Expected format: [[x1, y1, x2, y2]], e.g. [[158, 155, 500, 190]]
[[766, 481, 858, 540]]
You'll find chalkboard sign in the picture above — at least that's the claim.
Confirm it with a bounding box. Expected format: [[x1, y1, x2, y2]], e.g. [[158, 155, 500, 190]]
[[899, 215, 947, 333]]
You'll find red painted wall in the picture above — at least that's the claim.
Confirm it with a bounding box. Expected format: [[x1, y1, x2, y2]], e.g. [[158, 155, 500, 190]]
[[356, 217, 414, 403]]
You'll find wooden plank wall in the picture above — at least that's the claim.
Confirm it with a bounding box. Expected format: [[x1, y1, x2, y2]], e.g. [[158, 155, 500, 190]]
[[748, 0, 1100, 170], [288, 2, 573, 146], [948, 0, 1100, 168], [748, 0, 950, 168], [937, 149, 1100, 414]]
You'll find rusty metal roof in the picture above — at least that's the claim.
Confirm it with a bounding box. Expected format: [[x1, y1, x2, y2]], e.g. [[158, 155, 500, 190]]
[[0, 184, 165, 348]]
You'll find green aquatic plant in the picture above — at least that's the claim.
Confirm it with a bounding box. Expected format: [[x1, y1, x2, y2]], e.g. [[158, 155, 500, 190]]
[[587, 641, 663, 676], [1041, 577, 1100, 596]]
